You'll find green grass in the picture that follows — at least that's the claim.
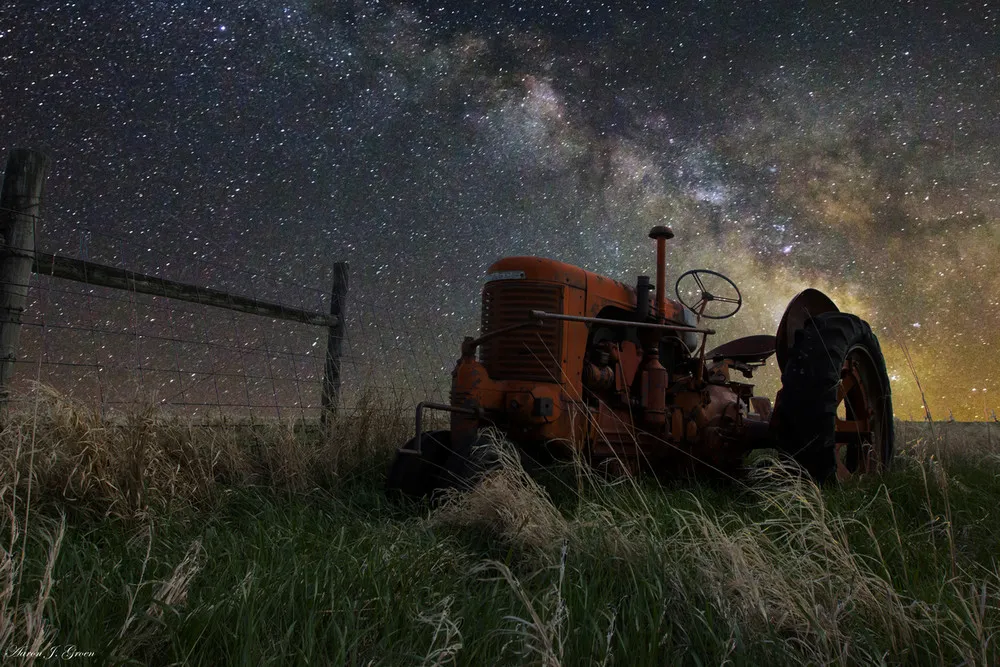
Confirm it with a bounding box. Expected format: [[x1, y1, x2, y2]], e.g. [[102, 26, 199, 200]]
[[3, 389, 999, 665]]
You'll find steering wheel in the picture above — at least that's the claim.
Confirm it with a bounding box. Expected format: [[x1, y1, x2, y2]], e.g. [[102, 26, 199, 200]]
[[674, 269, 742, 319]]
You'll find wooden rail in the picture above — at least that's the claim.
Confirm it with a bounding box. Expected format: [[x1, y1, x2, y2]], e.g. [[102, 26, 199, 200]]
[[31, 251, 338, 328]]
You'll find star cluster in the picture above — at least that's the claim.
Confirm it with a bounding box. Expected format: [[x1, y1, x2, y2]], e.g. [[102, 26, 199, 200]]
[[2, 1, 998, 418]]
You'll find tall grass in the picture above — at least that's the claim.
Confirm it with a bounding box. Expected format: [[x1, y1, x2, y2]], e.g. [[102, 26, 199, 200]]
[[1, 384, 412, 518], [1, 384, 998, 664]]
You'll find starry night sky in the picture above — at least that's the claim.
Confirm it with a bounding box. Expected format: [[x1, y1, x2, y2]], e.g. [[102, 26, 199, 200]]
[[1, 1, 998, 419]]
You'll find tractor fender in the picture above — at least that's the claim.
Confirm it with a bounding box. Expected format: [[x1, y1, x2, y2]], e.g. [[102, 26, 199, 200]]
[[775, 288, 839, 372]]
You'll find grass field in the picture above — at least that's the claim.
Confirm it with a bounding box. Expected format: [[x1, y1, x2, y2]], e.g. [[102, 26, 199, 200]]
[[2, 386, 999, 665]]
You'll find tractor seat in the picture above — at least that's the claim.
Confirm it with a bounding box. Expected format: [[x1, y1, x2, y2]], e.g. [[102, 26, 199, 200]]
[[704, 334, 776, 364]]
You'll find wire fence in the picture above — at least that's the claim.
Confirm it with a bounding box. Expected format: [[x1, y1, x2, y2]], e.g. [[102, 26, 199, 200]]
[[4, 221, 468, 424]]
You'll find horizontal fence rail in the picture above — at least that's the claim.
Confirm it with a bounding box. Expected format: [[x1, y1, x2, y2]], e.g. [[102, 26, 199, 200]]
[[32, 251, 339, 328]]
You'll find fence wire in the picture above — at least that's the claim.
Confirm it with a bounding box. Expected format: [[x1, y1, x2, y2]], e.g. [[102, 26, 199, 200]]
[[2, 226, 468, 424]]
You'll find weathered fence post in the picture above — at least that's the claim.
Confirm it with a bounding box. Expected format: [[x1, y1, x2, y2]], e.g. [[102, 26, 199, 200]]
[[320, 261, 348, 428], [0, 149, 49, 415]]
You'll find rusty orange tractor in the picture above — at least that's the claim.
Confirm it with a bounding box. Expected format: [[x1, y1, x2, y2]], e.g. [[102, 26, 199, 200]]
[[387, 226, 893, 497]]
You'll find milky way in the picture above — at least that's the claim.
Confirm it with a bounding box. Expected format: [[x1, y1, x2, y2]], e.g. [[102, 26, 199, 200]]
[[2, 1, 998, 419]]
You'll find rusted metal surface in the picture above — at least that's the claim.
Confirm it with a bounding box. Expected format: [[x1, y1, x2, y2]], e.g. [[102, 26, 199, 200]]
[[480, 281, 564, 382], [749, 396, 773, 420], [391, 225, 892, 498], [486, 256, 588, 289], [454, 240, 756, 474], [674, 269, 743, 320], [582, 362, 615, 390], [413, 401, 477, 455], [639, 352, 667, 426], [833, 350, 882, 481], [461, 319, 545, 358]]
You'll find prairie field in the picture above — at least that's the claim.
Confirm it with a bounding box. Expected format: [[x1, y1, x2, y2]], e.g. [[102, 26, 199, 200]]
[[2, 386, 999, 666]]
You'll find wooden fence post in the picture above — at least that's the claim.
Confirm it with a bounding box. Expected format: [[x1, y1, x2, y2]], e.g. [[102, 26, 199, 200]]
[[321, 261, 348, 428], [0, 149, 49, 415]]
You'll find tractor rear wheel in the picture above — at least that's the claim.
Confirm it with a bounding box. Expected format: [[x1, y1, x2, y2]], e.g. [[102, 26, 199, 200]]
[[773, 312, 894, 483]]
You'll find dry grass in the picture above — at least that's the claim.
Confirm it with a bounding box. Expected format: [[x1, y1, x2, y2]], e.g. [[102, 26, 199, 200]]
[[671, 463, 916, 663], [427, 424, 1000, 665], [0, 383, 410, 519], [474, 546, 570, 667], [114, 537, 206, 661], [0, 487, 63, 664], [430, 430, 569, 556], [897, 419, 1000, 462], [1, 383, 999, 664], [0, 384, 412, 663], [417, 595, 464, 667]]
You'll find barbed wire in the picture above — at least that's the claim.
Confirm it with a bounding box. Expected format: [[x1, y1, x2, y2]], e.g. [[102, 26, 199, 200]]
[[3, 256, 459, 423], [1, 196, 465, 424]]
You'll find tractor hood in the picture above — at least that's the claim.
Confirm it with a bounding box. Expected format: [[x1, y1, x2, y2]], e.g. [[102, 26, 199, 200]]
[[486, 256, 641, 301], [485, 256, 688, 326], [486, 256, 592, 290]]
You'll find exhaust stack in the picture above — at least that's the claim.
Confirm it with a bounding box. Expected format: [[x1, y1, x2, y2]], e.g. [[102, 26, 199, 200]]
[[648, 226, 674, 321]]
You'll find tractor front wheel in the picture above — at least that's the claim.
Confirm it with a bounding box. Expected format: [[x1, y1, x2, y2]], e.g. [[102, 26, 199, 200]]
[[385, 430, 498, 499], [385, 430, 453, 499], [439, 431, 501, 491], [773, 312, 894, 483]]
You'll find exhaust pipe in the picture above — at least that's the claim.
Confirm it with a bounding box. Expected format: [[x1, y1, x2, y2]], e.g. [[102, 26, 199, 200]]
[[648, 226, 674, 322]]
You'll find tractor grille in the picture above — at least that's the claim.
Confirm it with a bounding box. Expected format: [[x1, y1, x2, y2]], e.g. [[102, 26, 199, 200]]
[[480, 281, 564, 383]]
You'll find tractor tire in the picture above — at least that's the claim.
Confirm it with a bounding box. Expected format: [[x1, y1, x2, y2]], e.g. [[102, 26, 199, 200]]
[[385, 430, 453, 499], [439, 431, 501, 492], [773, 312, 894, 484]]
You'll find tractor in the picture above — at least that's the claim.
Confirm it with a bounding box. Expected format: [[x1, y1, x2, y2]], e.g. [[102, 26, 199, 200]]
[[386, 226, 893, 497]]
